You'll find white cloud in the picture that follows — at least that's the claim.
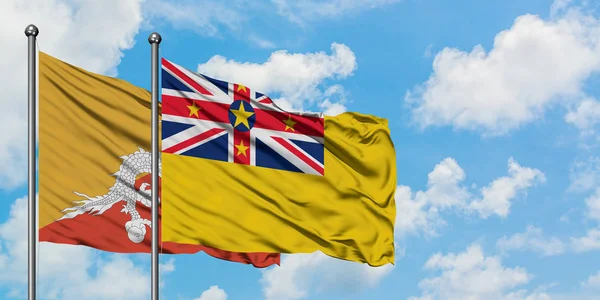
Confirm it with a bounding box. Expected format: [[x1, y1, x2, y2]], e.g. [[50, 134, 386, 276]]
[[271, 84, 348, 116], [271, 0, 402, 25], [581, 270, 600, 289], [504, 290, 553, 300], [409, 244, 542, 300], [585, 188, 600, 221], [496, 225, 566, 256], [143, 0, 243, 37], [0, 0, 145, 189], [395, 157, 545, 238], [259, 251, 394, 300], [144, 0, 395, 46], [317, 85, 348, 116], [160, 257, 176, 274], [248, 35, 277, 49], [424, 44, 434, 58], [550, 0, 574, 17], [197, 43, 356, 112], [194, 285, 228, 300], [318, 99, 347, 116], [142, 0, 278, 48], [394, 158, 469, 238], [406, 4, 600, 135], [468, 158, 546, 218], [394, 185, 443, 238], [58, 255, 149, 300], [571, 228, 600, 252], [571, 188, 600, 252], [565, 98, 600, 136], [158, 257, 176, 289], [0, 196, 151, 299], [569, 157, 600, 192]]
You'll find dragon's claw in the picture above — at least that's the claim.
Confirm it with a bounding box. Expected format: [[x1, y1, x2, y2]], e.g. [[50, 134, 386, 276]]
[[125, 218, 151, 243], [136, 183, 161, 207]]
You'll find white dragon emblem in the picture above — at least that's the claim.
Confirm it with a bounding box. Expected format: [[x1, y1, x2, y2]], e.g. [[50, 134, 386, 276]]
[[58, 147, 160, 244]]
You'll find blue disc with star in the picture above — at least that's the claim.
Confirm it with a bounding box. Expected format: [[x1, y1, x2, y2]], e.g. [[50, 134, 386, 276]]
[[228, 100, 256, 132]]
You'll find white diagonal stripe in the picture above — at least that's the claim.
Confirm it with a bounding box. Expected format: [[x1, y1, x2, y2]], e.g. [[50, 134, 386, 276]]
[[253, 128, 324, 144], [257, 135, 321, 175], [276, 136, 324, 170]]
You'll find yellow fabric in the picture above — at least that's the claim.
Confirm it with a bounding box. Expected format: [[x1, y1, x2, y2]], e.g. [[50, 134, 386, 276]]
[[38, 51, 157, 228], [162, 112, 397, 266]]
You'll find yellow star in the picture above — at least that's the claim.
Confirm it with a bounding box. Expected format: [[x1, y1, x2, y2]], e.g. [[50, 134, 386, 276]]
[[236, 84, 247, 92], [230, 102, 254, 129], [235, 141, 249, 157], [283, 116, 297, 132], [187, 101, 201, 118]]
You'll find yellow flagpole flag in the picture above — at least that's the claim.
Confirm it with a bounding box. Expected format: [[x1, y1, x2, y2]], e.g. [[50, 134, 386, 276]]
[[160, 58, 397, 266]]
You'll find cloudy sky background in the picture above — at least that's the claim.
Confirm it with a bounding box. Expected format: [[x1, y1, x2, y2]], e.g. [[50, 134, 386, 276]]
[[1, 0, 600, 299]]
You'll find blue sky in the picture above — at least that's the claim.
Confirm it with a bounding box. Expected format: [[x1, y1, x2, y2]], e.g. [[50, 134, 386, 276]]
[[1, 0, 600, 299]]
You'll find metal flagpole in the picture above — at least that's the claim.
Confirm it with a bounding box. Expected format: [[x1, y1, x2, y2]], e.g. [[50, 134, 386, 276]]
[[25, 24, 39, 300], [148, 32, 162, 300]]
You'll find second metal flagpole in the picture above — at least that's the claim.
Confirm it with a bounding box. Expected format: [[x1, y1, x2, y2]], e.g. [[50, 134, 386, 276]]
[[25, 24, 39, 300], [149, 32, 162, 300]]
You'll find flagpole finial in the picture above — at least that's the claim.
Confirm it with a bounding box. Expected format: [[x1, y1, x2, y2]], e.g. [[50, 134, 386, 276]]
[[148, 32, 162, 44], [24, 24, 39, 37]]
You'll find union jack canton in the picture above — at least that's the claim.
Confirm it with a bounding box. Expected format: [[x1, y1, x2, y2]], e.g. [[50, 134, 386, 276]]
[[161, 58, 325, 176]]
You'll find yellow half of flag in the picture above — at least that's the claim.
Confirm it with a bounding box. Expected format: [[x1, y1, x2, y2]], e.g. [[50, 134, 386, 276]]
[[162, 112, 397, 266]]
